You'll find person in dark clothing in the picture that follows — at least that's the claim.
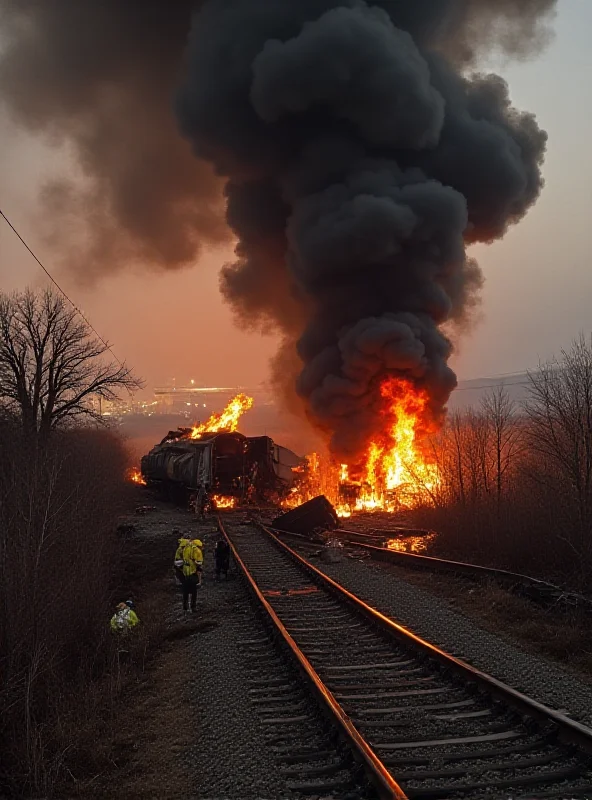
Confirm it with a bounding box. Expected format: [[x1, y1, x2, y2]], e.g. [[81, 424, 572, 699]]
[[183, 574, 199, 611], [214, 538, 231, 580], [197, 484, 210, 519]]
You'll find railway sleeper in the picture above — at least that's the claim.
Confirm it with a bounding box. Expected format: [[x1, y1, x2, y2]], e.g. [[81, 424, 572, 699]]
[[367, 716, 520, 740], [395, 750, 578, 780], [355, 708, 494, 729], [375, 729, 524, 750], [403, 762, 585, 799], [335, 685, 450, 701], [325, 668, 427, 683], [355, 697, 478, 716], [495, 784, 592, 799], [322, 659, 415, 672], [304, 645, 399, 658], [383, 735, 553, 765], [334, 676, 439, 693]]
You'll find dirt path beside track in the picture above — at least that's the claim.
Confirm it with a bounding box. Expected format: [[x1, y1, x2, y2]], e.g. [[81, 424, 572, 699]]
[[82, 496, 285, 800]]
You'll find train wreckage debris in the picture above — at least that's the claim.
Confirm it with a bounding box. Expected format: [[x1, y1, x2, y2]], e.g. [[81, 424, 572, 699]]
[[140, 430, 304, 506], [271, 495, 339, 536]]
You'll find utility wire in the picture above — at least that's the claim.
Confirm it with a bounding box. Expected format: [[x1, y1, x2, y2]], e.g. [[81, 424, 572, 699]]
[[454, 379, 531, 392], [0, 207, 125, 368], [0, 208, 538, 394]]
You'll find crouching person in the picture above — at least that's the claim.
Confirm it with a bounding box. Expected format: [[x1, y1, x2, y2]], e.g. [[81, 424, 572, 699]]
[[110, 600, 139, 633]]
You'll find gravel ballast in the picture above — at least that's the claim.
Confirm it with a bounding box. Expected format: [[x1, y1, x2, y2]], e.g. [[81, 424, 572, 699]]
[[176, 519, 288, 799], [303, 550, 592, 727]]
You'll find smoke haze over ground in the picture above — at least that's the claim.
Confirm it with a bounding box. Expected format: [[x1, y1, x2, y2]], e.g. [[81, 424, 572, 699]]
[[0, 0, 556, 460]]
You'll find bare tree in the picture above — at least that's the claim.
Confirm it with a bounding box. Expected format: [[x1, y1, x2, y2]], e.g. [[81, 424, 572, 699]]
[[0, 287, 142, 440], [481, 385, 523, 512], [526, 335, 592, 558], [448, 410, 467, 508]]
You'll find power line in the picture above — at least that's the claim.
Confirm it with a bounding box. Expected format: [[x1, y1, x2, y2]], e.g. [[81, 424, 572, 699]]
[[0, 207, 124, 367], [463, 369, 531, 380], [0, 207, 545, 393], [454, 379, 531, 392]]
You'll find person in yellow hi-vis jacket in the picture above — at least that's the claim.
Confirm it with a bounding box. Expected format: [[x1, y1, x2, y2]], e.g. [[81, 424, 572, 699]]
[[174, 535, 190, 584], [192, 538, 204, 587], [179, 539, 203, 612], [110, 600, 139, 633]]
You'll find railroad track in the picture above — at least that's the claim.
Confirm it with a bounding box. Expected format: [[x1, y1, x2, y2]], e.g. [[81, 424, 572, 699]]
[[272, 525, 592, 611], [221, 517, 592, 800]]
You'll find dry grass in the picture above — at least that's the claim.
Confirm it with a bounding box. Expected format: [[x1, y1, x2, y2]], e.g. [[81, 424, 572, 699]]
[[384, 565, 592, 681], [0, 425, 130, 797], [52, 506, 220, 799]]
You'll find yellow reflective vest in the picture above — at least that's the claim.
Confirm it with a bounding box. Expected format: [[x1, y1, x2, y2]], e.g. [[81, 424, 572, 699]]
[[179, 543, 203, 576], [175, 539, 190, 563], [110, 607, 139, 633]]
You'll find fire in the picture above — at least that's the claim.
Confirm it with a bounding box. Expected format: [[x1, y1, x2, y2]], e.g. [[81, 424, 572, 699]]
[[352, 378, 439, 513], [335, 505, 352, 518], [284, 378, 439, 517], [127, 467, 146, 486], [387, 533, 437, 553], [212, 494, 236, 509], [189, 393, 253, 439]]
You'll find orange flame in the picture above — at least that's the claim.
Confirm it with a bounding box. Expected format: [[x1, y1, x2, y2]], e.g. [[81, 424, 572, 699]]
[[212, 494, 236, 509], [127, 467, 146, 486], [387, 533, 436, 553], [352, 378, 439, 513], [189, 393, 253, 439], [282, 378, 439, 517]]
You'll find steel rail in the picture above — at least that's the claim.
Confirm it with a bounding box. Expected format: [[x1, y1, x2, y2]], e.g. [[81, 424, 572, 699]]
[[335, 531, 565, 590], [218, 516, 408, 800], [274, 525, 592, 609], [259, 522, 592, 756]]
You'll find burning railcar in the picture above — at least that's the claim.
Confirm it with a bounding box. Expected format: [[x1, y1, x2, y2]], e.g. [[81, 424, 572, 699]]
[[140, 430, 303, 504]]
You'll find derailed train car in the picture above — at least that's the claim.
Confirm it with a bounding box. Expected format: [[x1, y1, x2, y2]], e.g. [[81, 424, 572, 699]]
[[140, 431, 303, 504]]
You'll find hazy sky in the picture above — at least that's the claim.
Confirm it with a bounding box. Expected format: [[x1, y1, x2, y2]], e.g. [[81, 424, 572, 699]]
[[1, 0, 591, 393]]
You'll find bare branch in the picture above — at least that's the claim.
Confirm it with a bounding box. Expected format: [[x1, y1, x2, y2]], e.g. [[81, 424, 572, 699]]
[[0, 287, 143, 440]]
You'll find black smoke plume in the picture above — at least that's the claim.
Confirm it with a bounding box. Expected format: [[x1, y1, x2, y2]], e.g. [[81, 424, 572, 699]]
[[0, 0, 555, 459], [177, 0, 554, 458], [0, 0, 226, 278]]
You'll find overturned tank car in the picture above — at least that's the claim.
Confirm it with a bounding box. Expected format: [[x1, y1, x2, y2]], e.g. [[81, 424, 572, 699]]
[[140, 431, 303, 504]]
